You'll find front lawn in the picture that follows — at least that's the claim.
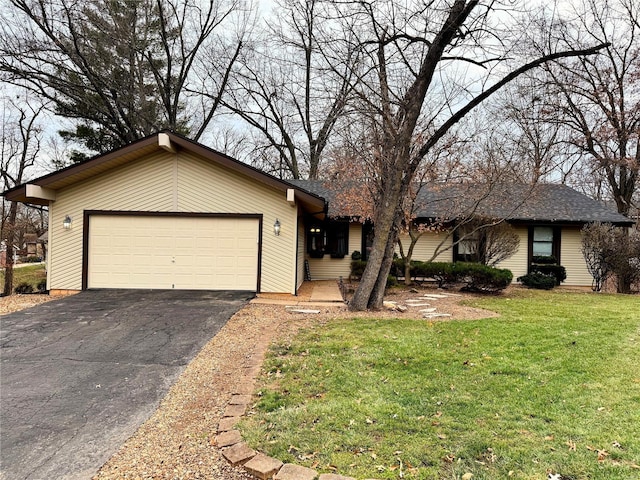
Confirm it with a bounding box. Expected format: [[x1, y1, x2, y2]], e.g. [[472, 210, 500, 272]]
[[241, 290, 640, 480]]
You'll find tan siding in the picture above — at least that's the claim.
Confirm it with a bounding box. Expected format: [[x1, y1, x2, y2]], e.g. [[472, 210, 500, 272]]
[[297, 219, 305, 290], [398, 231, 454, 262], [561, 227, 592, 286], [495, 226, 529, 280], [307, 223, 362, 280], [49, 150, 298, 293]]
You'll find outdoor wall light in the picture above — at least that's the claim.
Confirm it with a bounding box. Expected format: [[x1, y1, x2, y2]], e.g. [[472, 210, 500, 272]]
[[274, 218, 281, 236], [63, 215, 72, 230]]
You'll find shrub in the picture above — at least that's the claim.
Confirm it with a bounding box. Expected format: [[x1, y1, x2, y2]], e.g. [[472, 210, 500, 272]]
[[530, 264, 567, 285], [351, 250, 362, 260], [386, 275, 398, 288], [518, 272, 557, 290], [36, 279, 47, 293], [531, 255, 557, 265], [350, 260, 367, 279], [25, 256, 43, 263], [14, 282, 34, 294], [456, 262, 513, 293]]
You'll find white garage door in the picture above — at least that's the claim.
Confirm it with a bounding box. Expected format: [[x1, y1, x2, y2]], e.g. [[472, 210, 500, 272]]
[[88, 215, 259, 290]]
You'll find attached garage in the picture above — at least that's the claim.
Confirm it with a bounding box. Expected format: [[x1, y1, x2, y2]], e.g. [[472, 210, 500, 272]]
[[3, 132, 326, 294], [86, 214, 260, 291]]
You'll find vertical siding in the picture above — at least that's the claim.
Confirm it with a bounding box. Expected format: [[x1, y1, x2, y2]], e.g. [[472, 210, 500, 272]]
[[495, 226, 529, 280], [398, 231, 454, 262], [561, 227, 592, 286], [49, 150, 298, 293], [307, 223, 362, 280]]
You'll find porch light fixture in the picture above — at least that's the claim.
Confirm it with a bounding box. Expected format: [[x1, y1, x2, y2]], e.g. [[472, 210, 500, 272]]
[[63, 215, 72, 230], [274, 218, 281, 236]]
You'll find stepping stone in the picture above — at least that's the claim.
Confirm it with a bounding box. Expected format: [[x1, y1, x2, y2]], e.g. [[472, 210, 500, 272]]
[[222, 442, 256, 466], [215, 429, 242, 447], [274, 463, 318, 480], [287, 309, 321, 314], [244, 453, 284, 480], [423, 313, 452, 318], [406, 302, 431, 307], [419, 308, 437, 313]]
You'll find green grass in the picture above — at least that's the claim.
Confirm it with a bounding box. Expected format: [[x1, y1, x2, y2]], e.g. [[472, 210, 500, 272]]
[[0, 264, 46, 292], [240, 290, 640, 480]]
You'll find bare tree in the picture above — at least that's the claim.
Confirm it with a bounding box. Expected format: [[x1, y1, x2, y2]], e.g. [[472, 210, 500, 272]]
[[582, 222, 640, 293], [0, 0, 249, 159], [221, 0, 355, 179], [324, 0, 608, 310], [0, 97, 45, 295], [541, 0, 639, 215]]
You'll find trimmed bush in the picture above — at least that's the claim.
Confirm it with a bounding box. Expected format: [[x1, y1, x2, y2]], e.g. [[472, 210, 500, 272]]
[[36, 279, 47, 293], [518, 272, 557, 290], [531, 255, 557, 265], [393, 259, 511, 292], [14, 282, 34, 294], [351, 250, 362, 260], [530, 264, 567, 285], [456, 262, 513, 293]]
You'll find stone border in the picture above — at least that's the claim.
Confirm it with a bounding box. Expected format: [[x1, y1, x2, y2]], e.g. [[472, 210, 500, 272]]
[[214, 338, 379, 480]]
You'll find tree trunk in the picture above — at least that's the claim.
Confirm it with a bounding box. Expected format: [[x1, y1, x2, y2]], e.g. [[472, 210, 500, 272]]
[[349, 169, 407, 310]]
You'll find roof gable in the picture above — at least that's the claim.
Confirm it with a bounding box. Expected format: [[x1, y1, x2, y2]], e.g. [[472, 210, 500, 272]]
[[4, 132, 325, 213]]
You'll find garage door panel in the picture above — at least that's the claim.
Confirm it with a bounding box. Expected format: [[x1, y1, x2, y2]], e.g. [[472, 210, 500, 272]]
[[88, 216, 259, 290]]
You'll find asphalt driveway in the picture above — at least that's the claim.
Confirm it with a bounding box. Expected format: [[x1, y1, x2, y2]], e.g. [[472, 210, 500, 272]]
[[0, 289, 252, 480]]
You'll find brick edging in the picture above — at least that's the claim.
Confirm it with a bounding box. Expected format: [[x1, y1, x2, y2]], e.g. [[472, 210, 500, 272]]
[[214, 346, 376, 480]]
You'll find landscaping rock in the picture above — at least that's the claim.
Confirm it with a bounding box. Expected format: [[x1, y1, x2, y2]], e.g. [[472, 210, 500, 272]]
[[215, 430, 241, 448], [229, 394, 252, 405], [273, 463, 318, 480], [244, 453, 283, 479], [217, 416, 240, 432], [224, 403, 246, 417], [222, 442, 256, 466]]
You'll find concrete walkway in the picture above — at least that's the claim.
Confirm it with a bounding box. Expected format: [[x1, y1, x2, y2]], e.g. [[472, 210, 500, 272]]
[[251, 280, 344, 307]]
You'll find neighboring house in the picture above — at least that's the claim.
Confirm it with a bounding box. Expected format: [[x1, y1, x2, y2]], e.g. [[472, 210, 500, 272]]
[[290, 180, 634, 287], [3, 133, 633, 293]]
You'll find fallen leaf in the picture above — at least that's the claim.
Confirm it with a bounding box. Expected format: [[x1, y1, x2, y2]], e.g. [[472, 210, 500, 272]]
[[566, 440, 576, 451], [462, 473, 473, 480]]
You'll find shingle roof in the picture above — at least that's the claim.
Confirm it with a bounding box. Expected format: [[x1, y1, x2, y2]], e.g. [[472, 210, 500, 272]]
[[290, 180, 633, 225]]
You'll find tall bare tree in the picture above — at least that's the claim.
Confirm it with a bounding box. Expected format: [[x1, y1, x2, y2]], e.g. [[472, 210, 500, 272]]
[[320, 0, 608, 310], [1, 96, 44, 295], [1, 0, 248, 160], [221, 0, 355, 179], [540, 0, 639, 215]]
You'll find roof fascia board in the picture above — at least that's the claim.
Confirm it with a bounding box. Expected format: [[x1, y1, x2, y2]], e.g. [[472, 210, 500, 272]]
[[25, 184, 56, 201], [158, 132, 176, 153]]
